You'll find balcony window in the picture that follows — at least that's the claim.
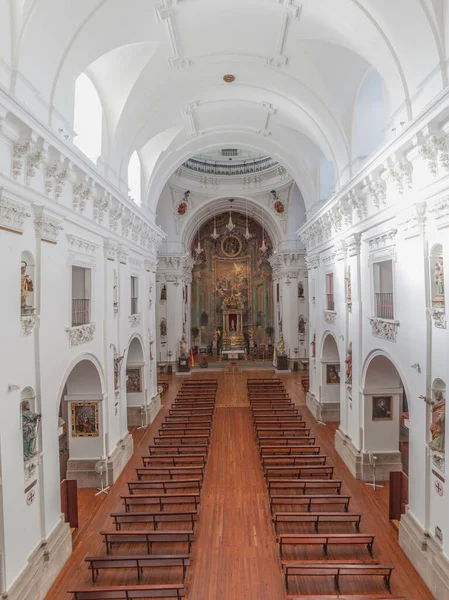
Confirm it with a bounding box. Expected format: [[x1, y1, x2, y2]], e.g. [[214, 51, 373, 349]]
[[373, 260, 394, 319], [72, 266, 91, 326], [325, 273, 334, 311], [131, 276, 139, 315]]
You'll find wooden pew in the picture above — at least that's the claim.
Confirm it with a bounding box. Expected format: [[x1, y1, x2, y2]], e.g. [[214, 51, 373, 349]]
[[127, 479, 202, 494], [276, 533, 375, 559], [172, 403, 215, 410], [164, 415, 213, 424], [257, 428, 311, 438], [142, 455, 205, 467], [135, 466, 204, 481], [247, 378, 281, 384], [261, 446, 321, 457], [270, 494, 351, 513], [69, 584, 187, 599], [255, 421, 306, 430], [267, 479, 343, 495], [162, 421, 213, 429], [154, 435, 210, 446], [287, 596, 405, 600], [282, 562, 394, 594], [110, 510, 198, 530], [158, 427, 211, 437], [122, 493, 201, 512], [252, 409, 299, 417], [263, 456, 327, 468], [272, 512, 362, 533], [264, 465, 334, 479], [100, 530, 195, 554], [260, 437, 316, 446], [148, 445, 208, 457], [254, 415, 303, 423], [169, 409, 214, 417], [85, 555, 190, 583], [251, 403, 295, 411]]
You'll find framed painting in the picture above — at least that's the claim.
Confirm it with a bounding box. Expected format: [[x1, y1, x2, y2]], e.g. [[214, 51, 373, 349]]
[[71, 402, 99, 437], [127, 368, 142, 393], [372, 396, 393, 421], [326, 364, 340, 385]]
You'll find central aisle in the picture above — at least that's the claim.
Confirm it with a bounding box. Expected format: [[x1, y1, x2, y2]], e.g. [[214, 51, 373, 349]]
[[186, 375, 285, 599]]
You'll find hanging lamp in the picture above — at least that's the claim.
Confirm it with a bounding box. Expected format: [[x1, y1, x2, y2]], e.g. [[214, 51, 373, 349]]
[[244, 201, 252, 240], [260, 210, 267, 254], [226, 199, 235, 232], [211, 213, 219, 240], [194, 211, 204, 257]]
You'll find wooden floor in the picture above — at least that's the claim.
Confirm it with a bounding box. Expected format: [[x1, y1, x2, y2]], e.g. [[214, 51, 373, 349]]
[[46, 371, 433, 600]]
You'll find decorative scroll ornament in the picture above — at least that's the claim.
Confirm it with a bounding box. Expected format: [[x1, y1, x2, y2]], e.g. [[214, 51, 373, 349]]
[[21, 314, 36, 336], [24, 452, 43, 480], [387, 160, 413, 195], [0, 194, 30, 233], [222, 291, 245, 310], [129, 314, 141, 328], [365, 179, 387, 209], [46, 164, 69, 199], [427, 308, 447, 329], [25, 148, 45, 186], [66, 323, 95, 347], [13, 141, 31, 180], [34, 211, 64, 243], [93, 194, 110, 223], [324, 310, 337, 325], [369, 318, 400, 342]]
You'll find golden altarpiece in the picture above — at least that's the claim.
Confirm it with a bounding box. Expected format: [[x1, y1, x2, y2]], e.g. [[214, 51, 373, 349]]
[[191, 213, 274, 352]]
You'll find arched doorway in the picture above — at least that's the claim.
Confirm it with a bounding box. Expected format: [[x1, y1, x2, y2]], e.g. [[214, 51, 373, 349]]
[[319, 333, 341, 422], [58, 359, 105, 487], [125, 337, 145, 426], [362, 353, 409, 480]]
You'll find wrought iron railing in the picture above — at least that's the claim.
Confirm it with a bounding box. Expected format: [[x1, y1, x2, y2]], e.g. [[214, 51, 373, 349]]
[[182, 157, 279, 176], [326, 294, 335, 311], [72, 299, 90, 327], [375, 293, 394, 320], [131, 297, 138, 315]]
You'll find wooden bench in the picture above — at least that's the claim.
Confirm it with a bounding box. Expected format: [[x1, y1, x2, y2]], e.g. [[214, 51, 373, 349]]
[[158, 427, 211, 437], [142, 455, 205, 467], [136, 466, 204, 481], [277, 533, 375, 559], [127, 479, 202, 494], [260, 437, 316, 446], [282, 562, 393, 594], [247, 378, 281, 384], [257, 429, 311, 438], [254, 415, 303, 423], [111, 510, 198, 530], [175, 397, 216, 403], [263, 456, 327, 468], [287, 596, 404, 600], [252, 409, 299, 417], [169, 409, 214, 417], [265, 465, 334, 479], [270, 494, 351, 513], [69, 584, 187, 599], [100, 530, 195, 554], [162, 420, 212, 428], [260, 445, 319, 456], [172, 403, 215, 410], [273, 512, 362, 533], [149, 445, 208, 456], [255, 421, 306, 430], [267, 479, 343, 495], [85, 554, 190, 582], [154, 435, 210, 445], [122, 493, 200, 512], [251, 403, 295, 411], [164, 415, 213, 424]]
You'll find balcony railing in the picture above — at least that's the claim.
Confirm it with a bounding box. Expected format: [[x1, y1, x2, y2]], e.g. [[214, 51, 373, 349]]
[[182, 156, 279, 176], [72, 299, 90, 327], [131, 297, 138, 315], [326, 294, 335, 311], [376, 293, 394, 320]]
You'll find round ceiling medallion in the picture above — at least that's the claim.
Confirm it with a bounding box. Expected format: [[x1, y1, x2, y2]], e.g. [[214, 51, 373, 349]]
[[223, 74, 235, 83]]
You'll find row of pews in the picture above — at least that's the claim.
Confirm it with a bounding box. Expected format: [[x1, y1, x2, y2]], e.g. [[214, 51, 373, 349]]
[[247, 378, 406, 600], [68, 378, 218, 600]]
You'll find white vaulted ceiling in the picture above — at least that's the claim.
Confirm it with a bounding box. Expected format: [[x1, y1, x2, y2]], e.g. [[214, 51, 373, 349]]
[[0, 0, 447, 213]]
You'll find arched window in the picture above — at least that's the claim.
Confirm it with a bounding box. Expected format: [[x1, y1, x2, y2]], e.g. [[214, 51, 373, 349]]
[[128, 151, 142, 205], [73, 72, 102, 163]]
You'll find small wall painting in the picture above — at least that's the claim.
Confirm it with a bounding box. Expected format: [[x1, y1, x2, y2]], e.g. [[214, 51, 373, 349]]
[[372, 396, 393, 421], [71, 402, 99, 437], [126, 368, 142, 393], [326, 364, 340, 385]]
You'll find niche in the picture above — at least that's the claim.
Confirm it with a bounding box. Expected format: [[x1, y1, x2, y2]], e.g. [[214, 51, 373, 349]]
[[21, 252, 35, 315]]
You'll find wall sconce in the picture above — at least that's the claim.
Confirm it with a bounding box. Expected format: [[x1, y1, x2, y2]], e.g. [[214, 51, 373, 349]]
[[411, 363, 421, 373], [8, 384, 20, 392]]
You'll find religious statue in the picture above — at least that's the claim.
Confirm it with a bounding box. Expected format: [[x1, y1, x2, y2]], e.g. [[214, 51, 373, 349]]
[[298, 281, 304, 298], [160, 318, 167, 337], [179, 334, 188, 358], [433, 259, 445, 306], [22, 401, 41, 460], [311, 334, 316, 358], [420, 391, 445, 453], [277, 333, 286, 355], [346, 267, 352, 302], [345, 344, 353, 384], [113, 353, 125, 390], [21, 261, 34, 309], [256, 311, 264, 328], [230, 317, 236, 331], [160, 285, 167, 301], [298, 316, 306, 335]]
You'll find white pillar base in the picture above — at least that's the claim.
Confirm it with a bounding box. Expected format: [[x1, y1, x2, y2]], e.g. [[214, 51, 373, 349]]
[[306, 391, 340, 422]]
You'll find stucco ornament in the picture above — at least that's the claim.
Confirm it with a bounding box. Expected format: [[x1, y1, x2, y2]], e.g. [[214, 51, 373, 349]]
[[66, 323, 96, 347], [420, 391, 445, 454], [369, 318, 399, 342]]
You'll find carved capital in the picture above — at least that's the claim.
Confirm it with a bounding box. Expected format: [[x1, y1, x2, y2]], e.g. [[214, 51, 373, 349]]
[[0, 190, 31, 234], [34, 207, 63, 243]]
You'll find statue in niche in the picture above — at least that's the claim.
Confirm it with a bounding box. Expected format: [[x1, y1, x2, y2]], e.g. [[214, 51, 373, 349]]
[[22, 401, 41, 460], [201, 311, 209, 327], [433, 259, 445, 306], [298, 281, 304, 298], [311, 334, 316, 358], [420, 390, 445, 453], [179, 334, 188, 358], [346, 267, 352, 302], [256, 311, 264, 327], [113, 352, 125, 390], [21, 261, 34, 309], [160, 318, 167, 337], [345, 344, 353, 385], [298, 316, 306, 335], [160, 284, 167, 302], [277, 333, 286, 355]]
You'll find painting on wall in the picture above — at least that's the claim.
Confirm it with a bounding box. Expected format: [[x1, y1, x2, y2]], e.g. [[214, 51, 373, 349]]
[[127, 368, 142, 393], [71, 402, 99, 437], [326, 364, 340, 385], [372, 396, 393, 421]]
